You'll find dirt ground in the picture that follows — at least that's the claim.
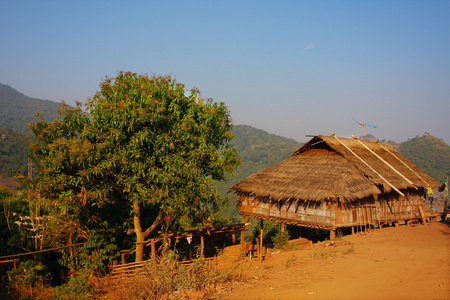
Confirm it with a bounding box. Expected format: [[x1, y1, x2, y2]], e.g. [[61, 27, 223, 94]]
[[220, 221, 450, 300]]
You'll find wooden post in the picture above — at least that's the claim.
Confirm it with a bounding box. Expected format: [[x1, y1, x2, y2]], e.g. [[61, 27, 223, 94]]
[[410, 195, 414, 221], [280, 223, 285, 233], [151, 239, 156, 260], [330, 228, 336, 240], [121, 253, 126, 265], [259, 219, 264, 263], [366, 207, 370, 231], [419, 206, 427, 226], [256, 237, 260, 261], [357, 208, 362, 232], [200, 235, 204, 257], [240, 228, 245, 247], [384, 200, 388, 225]]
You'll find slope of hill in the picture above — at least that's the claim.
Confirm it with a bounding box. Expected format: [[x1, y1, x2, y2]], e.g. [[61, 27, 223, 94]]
[[0, 127, 32, 176], [0, 127, 33, 190], [217, 125, 302, 222], [0, 83, 63, 132], [397, 134, 449, 184]]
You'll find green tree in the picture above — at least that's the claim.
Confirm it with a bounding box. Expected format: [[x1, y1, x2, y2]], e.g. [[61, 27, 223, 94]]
[[29, 71, 239, 262]]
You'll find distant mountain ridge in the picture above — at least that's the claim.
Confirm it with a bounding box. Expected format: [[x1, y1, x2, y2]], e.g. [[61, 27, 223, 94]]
[[0, 83, 63, 132]]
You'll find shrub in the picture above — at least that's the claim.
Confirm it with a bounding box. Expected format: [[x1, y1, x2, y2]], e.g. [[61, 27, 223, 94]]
[[5, 260, 51, 299], [52, 272, 93, 300], [272, 231, 291, 249], [59, 229, 118, 276]]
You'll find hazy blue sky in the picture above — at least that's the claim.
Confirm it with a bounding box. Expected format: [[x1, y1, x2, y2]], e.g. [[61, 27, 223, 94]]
[[1, 1, 449, 143]]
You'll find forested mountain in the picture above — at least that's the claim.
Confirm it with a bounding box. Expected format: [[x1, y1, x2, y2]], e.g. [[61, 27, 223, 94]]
[[0, 127, 33, 190], [217, 125, 302, 221], [397, 134, 449, 184], [0, 127, 32, 176], [0, 83, 63, 132]]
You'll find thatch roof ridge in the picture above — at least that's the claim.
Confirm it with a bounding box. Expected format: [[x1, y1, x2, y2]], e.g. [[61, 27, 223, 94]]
[[316, 135, 439, 190], [231, 148, 381, 204], [231, 135, 440, 205]]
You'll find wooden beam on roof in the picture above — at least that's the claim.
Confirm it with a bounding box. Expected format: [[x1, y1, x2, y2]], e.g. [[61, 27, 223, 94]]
[[357, 140, 417, 189], [333, 135, 405, 197], [378, 143, 430, 186]]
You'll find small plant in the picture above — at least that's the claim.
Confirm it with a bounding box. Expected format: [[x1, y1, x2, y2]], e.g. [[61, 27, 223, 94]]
[[272, 231, 291, 249], [59, 229, 118, 276], [52, 272, 93, 300], [6, 260, 51, 299], [285, 254, 296, 269], [344, 245, 355, 254]]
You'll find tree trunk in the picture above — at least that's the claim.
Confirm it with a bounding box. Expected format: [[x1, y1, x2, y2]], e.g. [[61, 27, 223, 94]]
[[133, 201, 163, 262], [133, 200, 145, 262]]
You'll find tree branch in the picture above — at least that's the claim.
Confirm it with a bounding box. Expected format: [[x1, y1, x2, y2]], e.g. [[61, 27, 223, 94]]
[[142, 210, 163, 239]]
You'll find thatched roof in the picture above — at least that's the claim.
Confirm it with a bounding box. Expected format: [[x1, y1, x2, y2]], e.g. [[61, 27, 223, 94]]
[[231, 135, 440, 204]]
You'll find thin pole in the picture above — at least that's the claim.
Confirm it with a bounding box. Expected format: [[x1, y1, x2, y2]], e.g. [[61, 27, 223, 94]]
[[259, 219, 263, 263], [444, 176, 448, 210]]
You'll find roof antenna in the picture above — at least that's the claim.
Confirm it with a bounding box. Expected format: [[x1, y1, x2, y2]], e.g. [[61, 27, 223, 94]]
[[353, 119, 377, 140]]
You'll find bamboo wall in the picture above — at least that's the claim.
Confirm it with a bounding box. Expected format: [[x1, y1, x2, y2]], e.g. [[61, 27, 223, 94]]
[[237, 189, 424, 229], [237, 195, 334, 229]]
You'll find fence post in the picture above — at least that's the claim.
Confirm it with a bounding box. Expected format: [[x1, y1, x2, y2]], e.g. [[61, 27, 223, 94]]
[[151, 239, 155, 260]]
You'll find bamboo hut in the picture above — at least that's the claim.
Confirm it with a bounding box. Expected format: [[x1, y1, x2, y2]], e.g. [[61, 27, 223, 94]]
[[231, 134, 440, 239]]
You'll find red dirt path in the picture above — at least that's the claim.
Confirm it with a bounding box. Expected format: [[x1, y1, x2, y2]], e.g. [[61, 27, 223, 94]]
[[220, 221, 450, 300]]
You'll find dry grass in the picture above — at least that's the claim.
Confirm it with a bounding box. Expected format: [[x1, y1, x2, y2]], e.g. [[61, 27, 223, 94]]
[[94, 252, 248, 299]]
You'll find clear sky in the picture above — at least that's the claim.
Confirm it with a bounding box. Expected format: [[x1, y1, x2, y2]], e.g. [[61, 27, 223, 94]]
[[1, 1, 449, 143]]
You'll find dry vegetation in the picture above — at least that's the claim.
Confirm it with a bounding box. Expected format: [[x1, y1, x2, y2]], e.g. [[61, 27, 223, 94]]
[[3, 220, 449, 299]]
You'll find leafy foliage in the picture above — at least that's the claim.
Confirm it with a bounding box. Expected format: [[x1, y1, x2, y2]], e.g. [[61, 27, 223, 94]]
[[5, 260, 51, 298], [52, 272, 93, 300], [0, 127, 34, 177], [1, 186, 54, 257], [272, 231, 292, 250], [251, 220, 282, 244], [59, 229, 118, 275], [28, 71, 239, 261]]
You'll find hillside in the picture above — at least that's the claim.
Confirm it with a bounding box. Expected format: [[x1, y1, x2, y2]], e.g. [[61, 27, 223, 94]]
[[217, 125, 302, 222], [397, 134, 450, 184], [0, 83, 63, 133], [0, 127, 32, 176], [0, 127, 34, 190]]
